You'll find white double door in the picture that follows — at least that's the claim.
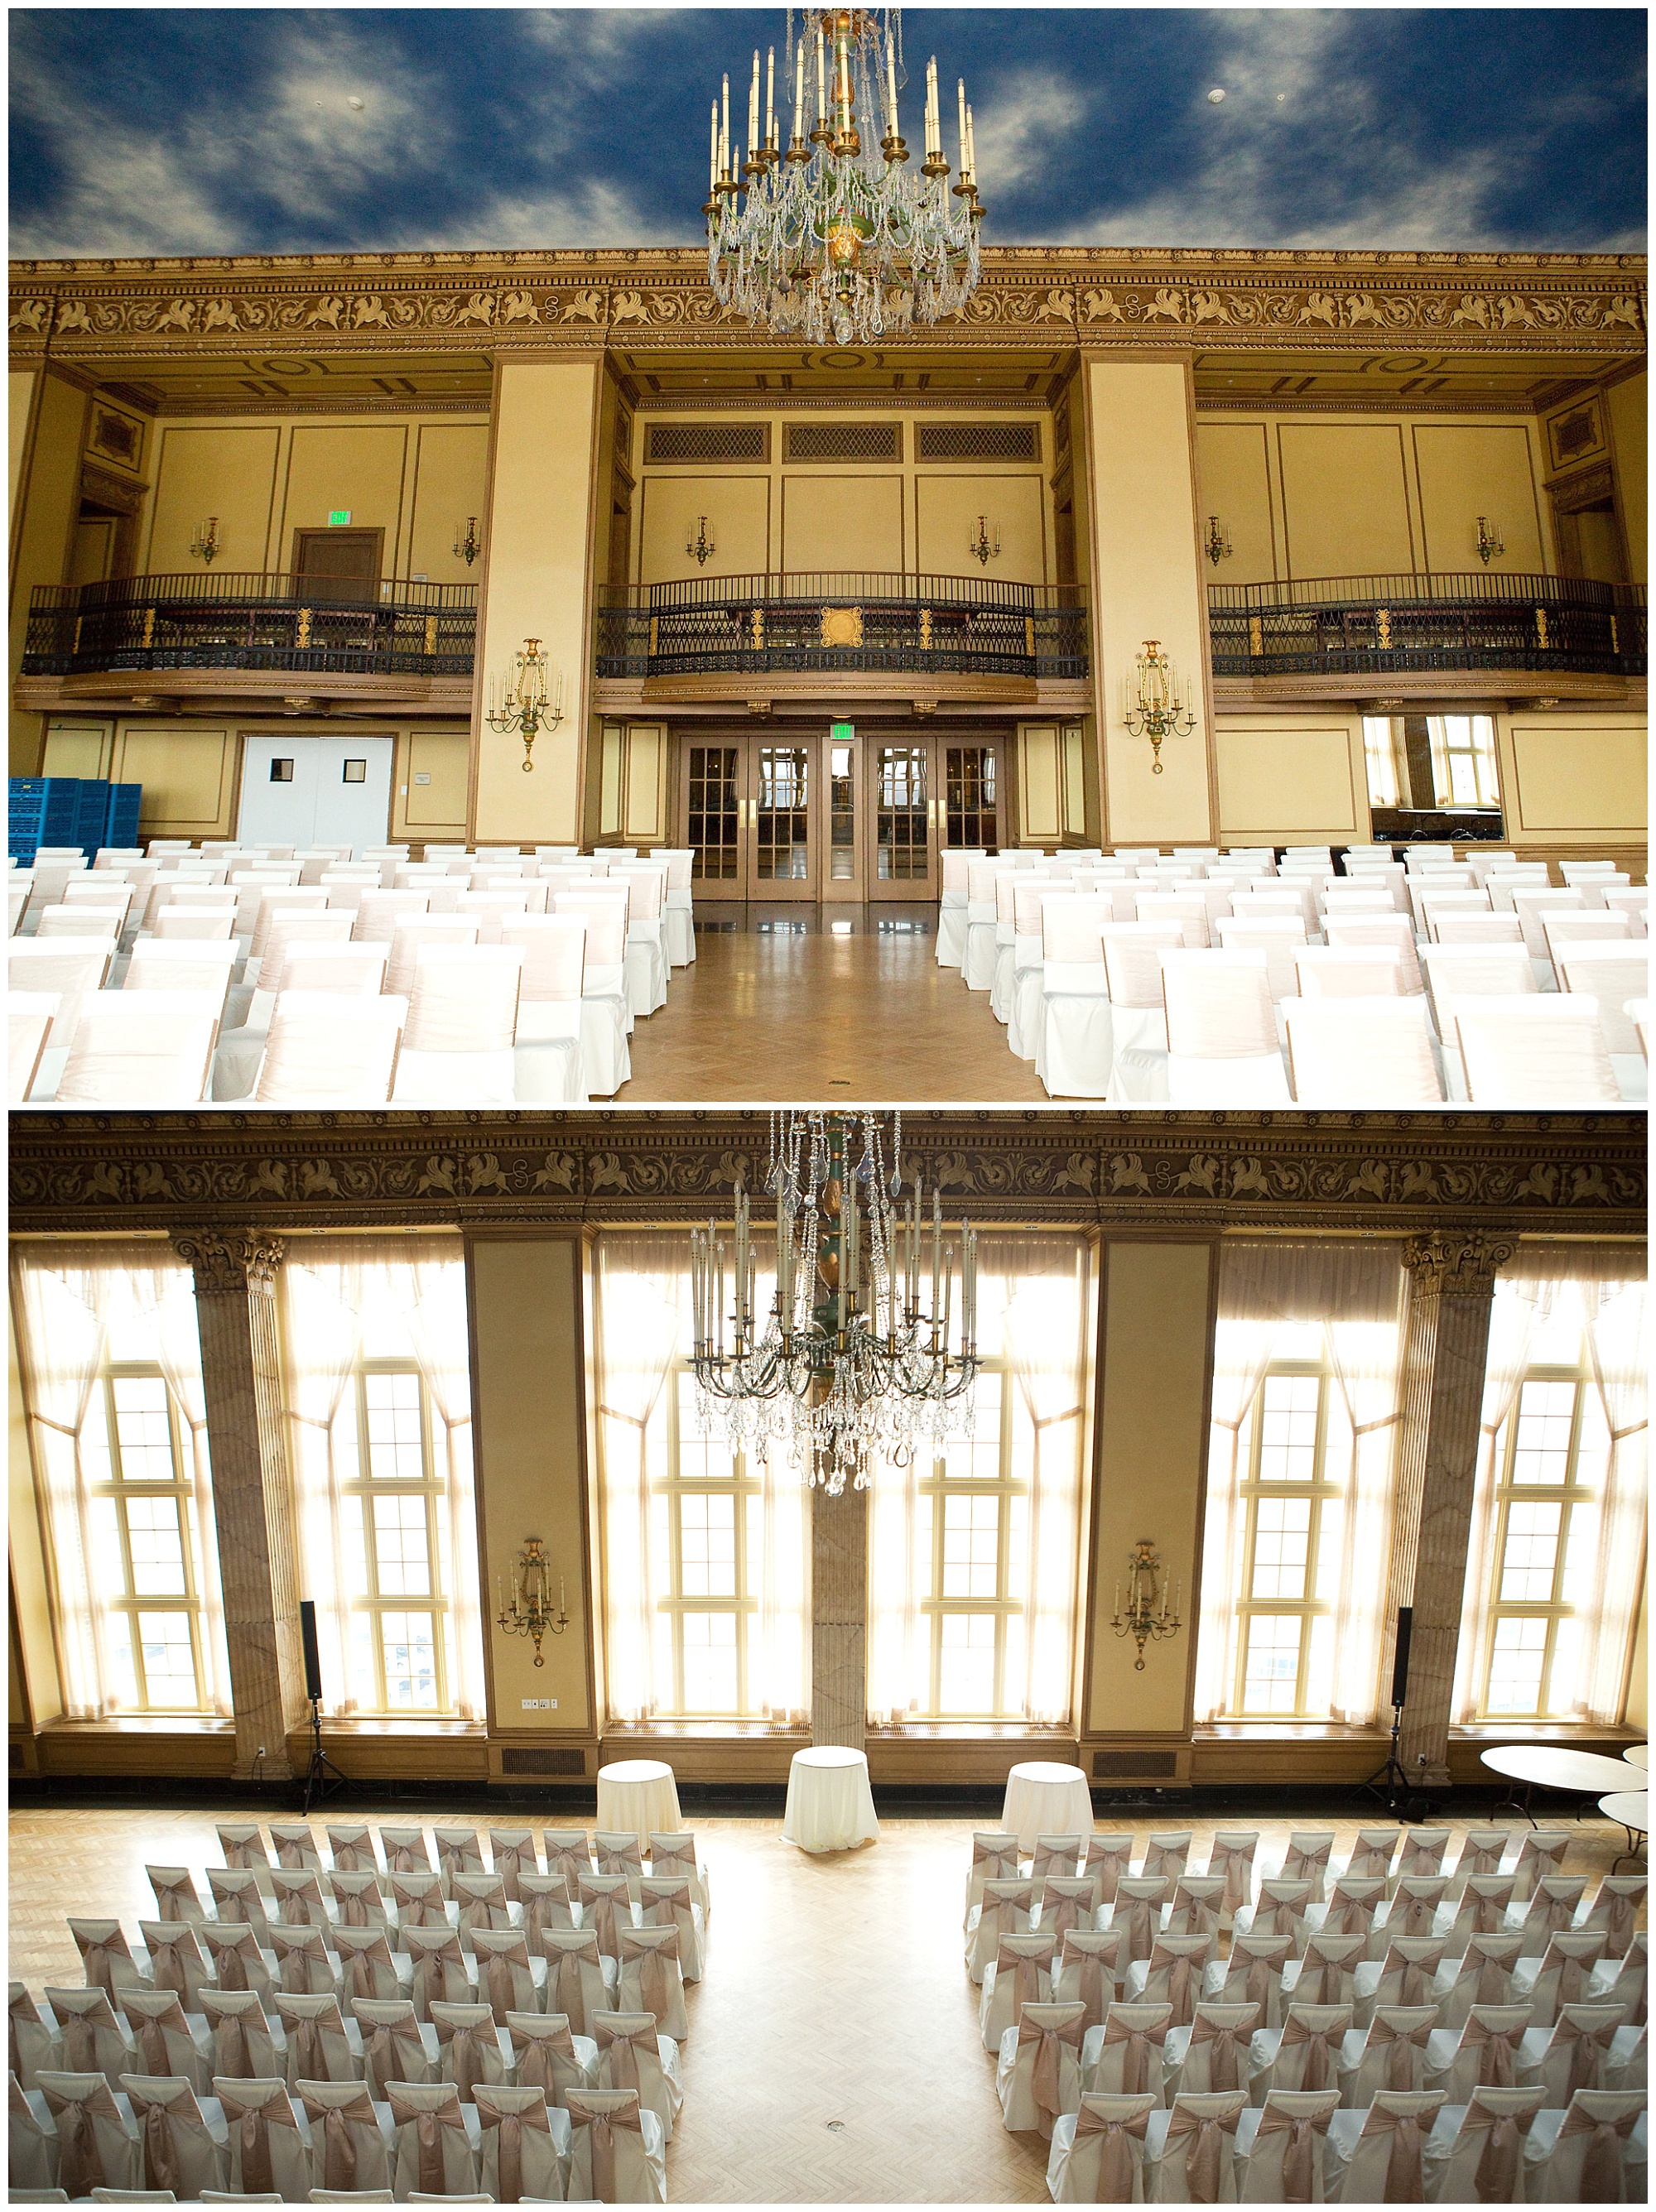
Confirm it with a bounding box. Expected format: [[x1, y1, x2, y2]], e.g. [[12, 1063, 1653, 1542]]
[[237, 733, 395, 852]]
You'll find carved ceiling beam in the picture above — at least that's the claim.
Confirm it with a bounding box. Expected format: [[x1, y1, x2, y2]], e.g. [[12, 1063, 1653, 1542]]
[[7, 1111, 1645, 1238]]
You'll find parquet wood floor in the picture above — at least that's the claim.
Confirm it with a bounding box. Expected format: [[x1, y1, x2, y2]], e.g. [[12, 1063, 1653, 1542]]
[[620, 907, 1047, 1104], [7, 1804, 1636, 2203]]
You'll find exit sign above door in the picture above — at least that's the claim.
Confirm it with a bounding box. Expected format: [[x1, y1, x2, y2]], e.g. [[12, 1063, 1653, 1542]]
[[830, 721, 854, 741], [327, 510, 352, 526]]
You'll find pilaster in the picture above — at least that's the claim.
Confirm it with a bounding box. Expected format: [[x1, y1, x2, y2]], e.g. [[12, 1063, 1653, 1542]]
[[171, 1230, 306, 1780], [811, 1485, 867, 1751], [1386, 1233, 1514, 1786]]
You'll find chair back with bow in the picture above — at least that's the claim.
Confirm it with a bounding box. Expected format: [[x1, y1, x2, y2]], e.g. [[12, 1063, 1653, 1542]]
[[579, 1872, 634, 1962], [1053, 2089, 1155, 2203], [269, 1822, 324, 1872], [1341, 2005, 1436, 2104], [1203, 1834, 1259, 1924], [965, 1830, 1022, 1926], [1140, 1833, 1193, 1887], [324, 1824, 381, 1878], [322, 1921, 399, 2005], [488, 1827, 542, 1901], [1214, 1935, 1293, 2031], [1366, 1935, 1447, 2015], [1583, 1875, 1648, 1960], [36, 2070, 139, 2197], [469, 1925, 542, 2022], [433, 1827, 487, 1897], [1387, 1874, 1448, 1941], [274, 1991, 359, 2087], [1083, 1835, 1135, 1907], [542, 1927, 610, 2037], [647, 1830, 710, 1915], [474, 2081, 566, 2203], [981, 1931, 1058, 2051], [328, 1870, 389, 1928], [1391, 1829, 1451, 1892], [1262, 2002, 1347, 2097], [507, 2008, 595, 2110], [42, 1987, 133, 2090], [1534, 2088, 1645, 2202], [564, 2085, 664, 2205], [1055, 1928, 1122, 2030], [402, 1925, 473, 2020], [998, 1998, 1086, 2140], [1138, 1935, 1215, 2028], [431, 1999, 508, 2101], [207, 1867, 270, 1935], [119, 2073, 226, 2198], [544, 1831, 596, 1892], [969, 1878, 1037, 1982], [391, 1869, 450, 1929], [1032, 1833, 1086, 1887], [1037, 1874, 1100, 1944], [1451, 1828, 1514, 1897], [454, 1871, 513, 1945], [200, 1989, 282, 2083], [1239, 2088, 1338, 2205], [144, 1867, 207, 1926], [1178, 2003, 1261, 2096], [1111, 1878, 1172, 1968], [266, 1921, 340, 2002], [215, 1822, 272, 1873], [214, 2075, 314, 2199], [270, 1867, 332, 1929], [386, 2079, 480, 2199], [1150, 2089, 1247, 2204], [1424, 2085, 1543, 2205], [1167, 1878, 1227, 1942], [381, 1825, 435, 1877], [618, 1925, 688, 2040], [352, 1995, 434, 2099], [1289, 1932, 1365, 2010], [593, 2008, 683, 2145], [1334, 2089, 1447, 2203], [1509, 1829, 1570, 1903], [10, 1981, 62, 2093], [119, 1990, 209, 2095], [639, 1874, 705, 1981], [296, 2077, 394, 2193], [519, 1868, 577, 1945], [1091, 2001, 1173, 2099], [68, 1918, 147, 1998], [1526, 2003, 1625, 2106], [1344, 1828, 1401, 1883], [1278, 1833, 1335, 1904], [135, 1918, 210, 2010]]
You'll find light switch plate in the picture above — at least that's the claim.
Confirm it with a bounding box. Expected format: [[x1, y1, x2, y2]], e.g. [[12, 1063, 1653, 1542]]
[[521, 1697, 556, 1710]]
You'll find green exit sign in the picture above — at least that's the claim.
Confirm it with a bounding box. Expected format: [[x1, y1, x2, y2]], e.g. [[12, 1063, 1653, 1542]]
[[327, 510, 352, 526], [830, 721, 854, 741]]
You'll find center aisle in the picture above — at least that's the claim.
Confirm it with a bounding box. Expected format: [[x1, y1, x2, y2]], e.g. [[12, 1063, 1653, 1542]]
[[622, 906, 1048, 1104]]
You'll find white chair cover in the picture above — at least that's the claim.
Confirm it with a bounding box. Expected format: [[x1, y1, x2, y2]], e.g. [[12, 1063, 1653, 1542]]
[[200, 1991, 282, 2085], [615, 1928, 687, 2041], [1523, 2087, 1646, 2203], [119, 1992, 211, 2094], [1142, 2089, 1247, 2203], [507, 2011, 598, 2113], [353, 1998, 435, 2099], [1046, 2089, 1156, 2203], [980, 1933, 1059, 2052], [592, 2010, 684, 2145], [1166, 2004, 1261, 2099], [36, 2072, 142, 2196], [542, 1931, 615, 2039], [429, 2001, 508, 2102], [276, 1993, 361, 2088], [56, 990, 219, 1104], [1322, 2087, 1446, 2201], [1421, 2084, 1546, 2202], [385, 2079, 480, 2199], [475, 2081, 571, 2203], [10, 2072, 59, 2191], [43, 1989, 135, 2091], [120, 2073, 228, 2197], [1084, 2003, 1173, 2100], [1235, 2086, 1339, 2203], [563, 2087, 666, 2205], [296, 2078, 394, 2194], [996, 1998, 1087, 2137]]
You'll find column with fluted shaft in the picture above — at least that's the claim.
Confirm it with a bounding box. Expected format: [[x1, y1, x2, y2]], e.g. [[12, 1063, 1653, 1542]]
[[811, 1486, 867, 1750], [171, 1230, 308, 1781], [1384, 1232, 1514, 1786]]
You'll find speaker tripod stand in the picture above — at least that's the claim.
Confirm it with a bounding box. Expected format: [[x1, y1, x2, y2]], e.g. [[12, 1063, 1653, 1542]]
[[1363, 1699, 1436, 1820], [301, 1697, 349, 1814]]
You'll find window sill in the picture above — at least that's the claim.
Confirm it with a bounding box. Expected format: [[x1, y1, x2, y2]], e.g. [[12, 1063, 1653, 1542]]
[[868, 1720, 1079, 1743], [321, 1714, 485, 1736], [38, 1714, 236, 1736], [1450, 1719, 1644, 1744], [603, 1719, 809, 1742], [1194, 1721, 1390, 1742]]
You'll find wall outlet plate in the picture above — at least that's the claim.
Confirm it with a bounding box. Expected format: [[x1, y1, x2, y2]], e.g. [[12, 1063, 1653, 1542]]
[[521, 1697, 556, 1710]]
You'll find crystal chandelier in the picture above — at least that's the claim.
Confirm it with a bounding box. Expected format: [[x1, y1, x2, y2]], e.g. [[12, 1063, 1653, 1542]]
[[691, 1112, 980, 1497], [705, 9, 984, 348]]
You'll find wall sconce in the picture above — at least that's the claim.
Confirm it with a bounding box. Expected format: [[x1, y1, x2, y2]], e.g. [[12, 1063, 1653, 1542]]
[[190, 517, 221, 565], [484, 637, 566, 773], [1122, 639, 1196, 774], [495, 1537, 569, 1667], [1111, 1541, 1182, 1671], [1205, 515, 1233, 565], [453, 517, 483, 566], [685, 515, 716, 566], [1475, 516, 1504, 565], [968, 514, 1001, 566]]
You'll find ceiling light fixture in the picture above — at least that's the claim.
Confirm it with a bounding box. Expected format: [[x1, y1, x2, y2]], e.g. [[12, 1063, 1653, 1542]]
[[705, 8, 983, 348]]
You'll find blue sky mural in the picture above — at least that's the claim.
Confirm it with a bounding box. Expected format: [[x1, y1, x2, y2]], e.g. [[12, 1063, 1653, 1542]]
[[10, 7, 1647, 261]]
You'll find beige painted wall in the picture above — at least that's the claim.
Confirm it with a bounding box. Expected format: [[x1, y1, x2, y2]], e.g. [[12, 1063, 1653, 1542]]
[[473, 359, 599, 844], [469, 1235, 594, 1735], [1279, 422, 1416, 578], [1194, 422, 1278, 584], [1086, 358, 1213, 843], [145, 426, 282, 574], [1413, 424, 1544, 575], [1215, 714, 1369, 843], [407, 423, 492, 584], [398, 727, 471, 839], [42, 719, 114, 778], [1086, 1240, 1215, 1735], [112, 723, 238, 836], [781, 473, 904, 571], [915, 474, 1047, 584], [638, 474, 769, 583], [1500, 713, 1648, 839], [280, 423, 410, 571], [10, 368, 37, 548], [597, 721, 667, 843], [10, 368, 91, 773], [1606, 373, 1648, 584]]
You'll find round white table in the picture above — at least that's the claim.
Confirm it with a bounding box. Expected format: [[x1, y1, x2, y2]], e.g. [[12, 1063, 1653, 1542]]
[[595, 1759, 681, 1841], [1624, 1744, 1649, 1770], [1000, 1761, 1093, 1853], [1481, 1744, 1642, 1822], [781, 1746, 880, 1854], [1599, 1789, 1648, 1873]]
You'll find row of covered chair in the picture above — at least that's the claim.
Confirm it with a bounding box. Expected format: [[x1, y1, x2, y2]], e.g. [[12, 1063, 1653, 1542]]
[[936, 844, 1649, 1104], [8, 844, 696, 1106]]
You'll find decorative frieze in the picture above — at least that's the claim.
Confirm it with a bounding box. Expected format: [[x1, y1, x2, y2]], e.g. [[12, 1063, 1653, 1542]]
[[8, 247, 1644, 362], [8, 1111, 1645, 1235]]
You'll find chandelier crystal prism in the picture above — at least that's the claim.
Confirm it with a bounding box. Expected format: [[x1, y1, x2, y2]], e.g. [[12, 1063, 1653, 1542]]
[[705, 9, 984, 348], [691, 1112, 980, 1498]]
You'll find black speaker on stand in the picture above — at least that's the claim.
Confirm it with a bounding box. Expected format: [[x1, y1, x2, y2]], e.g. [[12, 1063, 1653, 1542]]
[[1364, 1607, 1432, 1820], [299, 1600, 349, 1814]]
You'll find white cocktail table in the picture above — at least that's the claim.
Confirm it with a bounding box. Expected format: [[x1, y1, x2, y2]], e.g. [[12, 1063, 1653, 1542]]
[[1481, 1744, 1641, 1822], [1599, 1789, 1648, 1872], [1000, 1760, 1093, 1853], [595, 1758, 681, 1841], [1624, 1744, 1649, 1770], [782, 1745, 879, 1853]]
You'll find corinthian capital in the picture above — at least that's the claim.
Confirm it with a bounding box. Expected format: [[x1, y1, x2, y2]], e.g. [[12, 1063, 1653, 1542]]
[[1401, 1232, 1515, 1296], [170, 1230, 286, 1291]]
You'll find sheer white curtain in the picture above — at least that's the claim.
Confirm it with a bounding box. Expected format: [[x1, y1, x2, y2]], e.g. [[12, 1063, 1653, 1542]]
[[1193, 1239, 1406, 1727], [590, 1233, 808, 1727], [1453, 1243, 1647, 1727], [280, 1235, 486, 1722], [12, 1242, 232, 1720], [868, 1234, 1090, 1728]]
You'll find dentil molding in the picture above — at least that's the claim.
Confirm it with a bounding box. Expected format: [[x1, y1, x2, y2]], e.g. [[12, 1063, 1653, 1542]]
[[8, 1112, 1646, 1237]]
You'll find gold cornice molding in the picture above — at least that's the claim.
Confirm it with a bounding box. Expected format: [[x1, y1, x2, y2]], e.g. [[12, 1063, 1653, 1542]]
[[7, 1111, 1645, 1237], [9, 248, 1644, 363]]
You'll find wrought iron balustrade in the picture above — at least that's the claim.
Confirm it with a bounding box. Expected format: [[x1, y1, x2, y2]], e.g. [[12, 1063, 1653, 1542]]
[[24, 572, 479, 679], [1208, 572, 1645, 680], [595, 572, 1089, 682]]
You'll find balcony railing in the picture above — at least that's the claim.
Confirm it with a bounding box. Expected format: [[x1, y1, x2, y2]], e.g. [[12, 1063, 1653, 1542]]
[[23, 572, 478, 679], [1208, 572, 1645, 680], [595, 572, 1090, 683]]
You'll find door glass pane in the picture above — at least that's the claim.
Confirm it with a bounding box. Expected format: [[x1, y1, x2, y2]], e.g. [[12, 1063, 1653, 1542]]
[[688, 746, 740, 880], [755, 748, 810, 881], [830, 743, 855, 880], [945, 745, 998, 849], [876, 747, 928, 880]]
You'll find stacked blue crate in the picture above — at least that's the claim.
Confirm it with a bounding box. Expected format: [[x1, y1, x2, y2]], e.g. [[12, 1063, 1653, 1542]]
[[104, 782, 143, 849], [72, 777, 111, 854], [9, 776, 83, 863]]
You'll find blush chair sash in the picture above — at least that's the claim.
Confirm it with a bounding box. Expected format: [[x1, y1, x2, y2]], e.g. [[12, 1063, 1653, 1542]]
[[1358, 2097, 1442, 2204], [1192, 2006, 1263, 2093], [1252, 2095, 1336, 2204], [1557, 2098, 1642, 2200], [1074, 2094, 1153, 2198], [566, 2088, 646, 2202], [475, 2085, 553, 2204], [1163, 2095, 1245, 2204], [1370, 2010, 1435, 2091], [432, 2003, 501, 2100], [301, 2083, 383, 2191], [215, 2079, 304, 2196], [41, 2072, 126, 2198], [387, 2082, 470, 2196], [1060, 1932, 1120, 2030], [619, 1926, 680, 2027], [1460, 2007, 1528, 2088], [1552, 2008, 1623, 2099], [1100, 2007, 1172, 2095], [1017, 2005, 1086, 2123]]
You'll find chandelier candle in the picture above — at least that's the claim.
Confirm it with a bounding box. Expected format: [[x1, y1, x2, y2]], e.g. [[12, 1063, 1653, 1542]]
[[707, 6, 982, 346]]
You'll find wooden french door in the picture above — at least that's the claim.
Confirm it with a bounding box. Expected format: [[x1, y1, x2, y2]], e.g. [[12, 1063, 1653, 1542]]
[[864, 733, 1003, 900], [681, 733, 821, 901]]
